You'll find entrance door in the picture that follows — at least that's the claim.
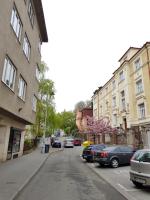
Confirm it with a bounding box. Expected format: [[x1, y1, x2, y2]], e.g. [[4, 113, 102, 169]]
[[7, 127, 21, 160]]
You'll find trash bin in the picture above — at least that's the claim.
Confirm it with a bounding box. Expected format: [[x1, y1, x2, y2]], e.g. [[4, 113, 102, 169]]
[[45, 144, 49, 153]]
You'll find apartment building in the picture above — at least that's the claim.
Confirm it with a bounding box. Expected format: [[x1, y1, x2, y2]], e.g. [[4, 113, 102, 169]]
[[76, 108, 93, 141], [93, 42, 150, 148], [0, 0, 48, 161]]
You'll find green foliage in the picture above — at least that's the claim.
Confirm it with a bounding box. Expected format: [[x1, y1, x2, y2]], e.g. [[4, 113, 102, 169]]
[[29, 61, 56, 137], [28, 61, 78, 138], [55, 111, 78, 136], [23, 139, 34, 151]]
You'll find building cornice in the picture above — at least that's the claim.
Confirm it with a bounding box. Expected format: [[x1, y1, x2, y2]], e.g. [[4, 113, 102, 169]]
[[33, 0, 48, 42]]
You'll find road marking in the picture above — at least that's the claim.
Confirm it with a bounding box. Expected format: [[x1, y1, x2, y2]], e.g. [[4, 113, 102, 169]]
[[117, 183, 137, 192]]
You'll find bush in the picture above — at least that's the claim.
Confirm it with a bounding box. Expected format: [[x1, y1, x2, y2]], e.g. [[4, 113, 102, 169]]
[[23, 139, 34, 151]]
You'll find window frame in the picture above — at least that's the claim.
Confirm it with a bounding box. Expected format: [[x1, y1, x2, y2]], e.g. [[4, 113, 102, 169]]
[[28, 0, 34, 26], [136, 79, 143, 94], [18, 76, 27, 101], [23, 33, 31, 61], [134, 58, 141, 71], [120, 90, 126, 111], [138, 103, 145, 119], [112, 80, 116, 90], [119, 70, 125, 82], [2, 57, 16, 91], [32, 95, 37, 112], [112, 96, 116, 108], [10, 5, 23, 41], [36, 65, 40, 81]]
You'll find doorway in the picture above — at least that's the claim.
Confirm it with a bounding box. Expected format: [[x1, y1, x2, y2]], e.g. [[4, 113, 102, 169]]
[[7, 127, 21, 160]]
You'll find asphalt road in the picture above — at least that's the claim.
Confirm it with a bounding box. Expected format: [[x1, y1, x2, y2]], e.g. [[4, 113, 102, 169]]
[[15, 147, 127, 200]]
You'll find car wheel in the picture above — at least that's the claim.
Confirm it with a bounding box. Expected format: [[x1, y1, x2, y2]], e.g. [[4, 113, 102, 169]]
[[100, 163, 104, 167], [111, 158, 119, 168], [132, 181, 143, 188]]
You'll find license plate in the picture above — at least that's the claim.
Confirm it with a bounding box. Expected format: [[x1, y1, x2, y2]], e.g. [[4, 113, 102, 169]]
[[135, 178, 146, 184], [84, 155, 87, 158]]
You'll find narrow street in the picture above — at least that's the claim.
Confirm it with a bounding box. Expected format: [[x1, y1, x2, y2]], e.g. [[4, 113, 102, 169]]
[[15, 147, 127, 200]]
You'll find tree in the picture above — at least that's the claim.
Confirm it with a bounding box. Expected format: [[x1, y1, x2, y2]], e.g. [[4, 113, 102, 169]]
[[55, 111, 78, 136], [30, 62, 55, 137], [82, 116, 117, 143], [74, 100, 92, 112]]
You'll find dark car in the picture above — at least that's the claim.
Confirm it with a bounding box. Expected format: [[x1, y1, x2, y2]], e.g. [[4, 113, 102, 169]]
[[73, 138, 82, 146], [52, 139, 61, 148], [82, 144, 107, 162], [94, 146, 135, 168]]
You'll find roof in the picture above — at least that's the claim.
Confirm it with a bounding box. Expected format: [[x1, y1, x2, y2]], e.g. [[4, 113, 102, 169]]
[[118, 47, 140, 62], [33, 0, 48, 42]]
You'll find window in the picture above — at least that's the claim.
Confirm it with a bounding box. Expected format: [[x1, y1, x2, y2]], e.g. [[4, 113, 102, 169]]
[[23, 34, 31, 60], [100, 105, 102, 114], [138, 103, 145, 119], [18, 76, 26, 100], [113, 114, 117, 125], [112, 80, 116, 90], [36, 65, 40, 81], [136, 79, 143, 94], [135, 58, 141, 71], [2, 57, 16, 90], [28, 1, 34, 26], [112, 96, 116, 107], [38, 40, 41, 53], [121, 90, 126, 110], [105, 87, 108, 94], [32, 95, 37, 112], [119, 71, 124, 81], [106, 101, 109, 111], [10, 6, 22, 41]]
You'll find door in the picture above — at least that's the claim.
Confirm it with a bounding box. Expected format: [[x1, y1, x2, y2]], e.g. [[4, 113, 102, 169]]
[[7, 127, 21, 160]]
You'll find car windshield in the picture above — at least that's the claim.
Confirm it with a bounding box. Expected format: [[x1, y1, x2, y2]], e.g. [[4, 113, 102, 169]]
[[84, 145, 94, 150], [102, 146, 117, 151], [132, 150, 150, 162], [66, 139, 73, 142]]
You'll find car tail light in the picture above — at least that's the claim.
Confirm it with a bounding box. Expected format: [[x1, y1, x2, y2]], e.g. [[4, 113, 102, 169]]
[[91, 150, 94, 155], [100, 152, 108, 158], [130, 155, 134, 163]]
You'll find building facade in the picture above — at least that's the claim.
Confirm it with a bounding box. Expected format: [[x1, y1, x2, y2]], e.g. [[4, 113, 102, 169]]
[[0, 0, 48, 161], [76, 108, 93, 141], [93, 42, 150, 148]]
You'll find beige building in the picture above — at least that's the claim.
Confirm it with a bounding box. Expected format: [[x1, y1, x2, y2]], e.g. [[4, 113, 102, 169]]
[[93, 42, 150, 148], [0, 0, 48, 161]]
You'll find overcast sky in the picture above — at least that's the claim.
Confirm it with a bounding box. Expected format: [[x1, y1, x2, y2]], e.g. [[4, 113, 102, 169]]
[[41, 0, 150, 113]]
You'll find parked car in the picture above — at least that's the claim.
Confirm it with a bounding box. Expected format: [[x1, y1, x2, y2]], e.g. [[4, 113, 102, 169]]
[[130, 149, 150, 187], [64, 138, 74, 148], [73, 138, 82, 146], [94, 146, 135, 168], [82, 144, 107, 162], [52, 138, 61, 148]]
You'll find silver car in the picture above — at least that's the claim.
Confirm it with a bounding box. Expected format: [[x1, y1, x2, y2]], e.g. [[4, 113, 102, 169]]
[[64, 138, 74, 148], [130, 149, 150, 187]]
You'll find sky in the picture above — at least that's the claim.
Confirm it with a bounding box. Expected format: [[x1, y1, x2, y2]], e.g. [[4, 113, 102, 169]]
[[41, 0, 150, 113]]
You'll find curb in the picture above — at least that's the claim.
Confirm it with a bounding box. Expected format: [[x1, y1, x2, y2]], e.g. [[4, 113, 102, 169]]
[[86, 162, 137, 200], [11, 148, 63, 200]]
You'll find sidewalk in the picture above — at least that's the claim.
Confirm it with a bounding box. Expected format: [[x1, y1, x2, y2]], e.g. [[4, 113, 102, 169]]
[[0, 148, 63, 200]]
